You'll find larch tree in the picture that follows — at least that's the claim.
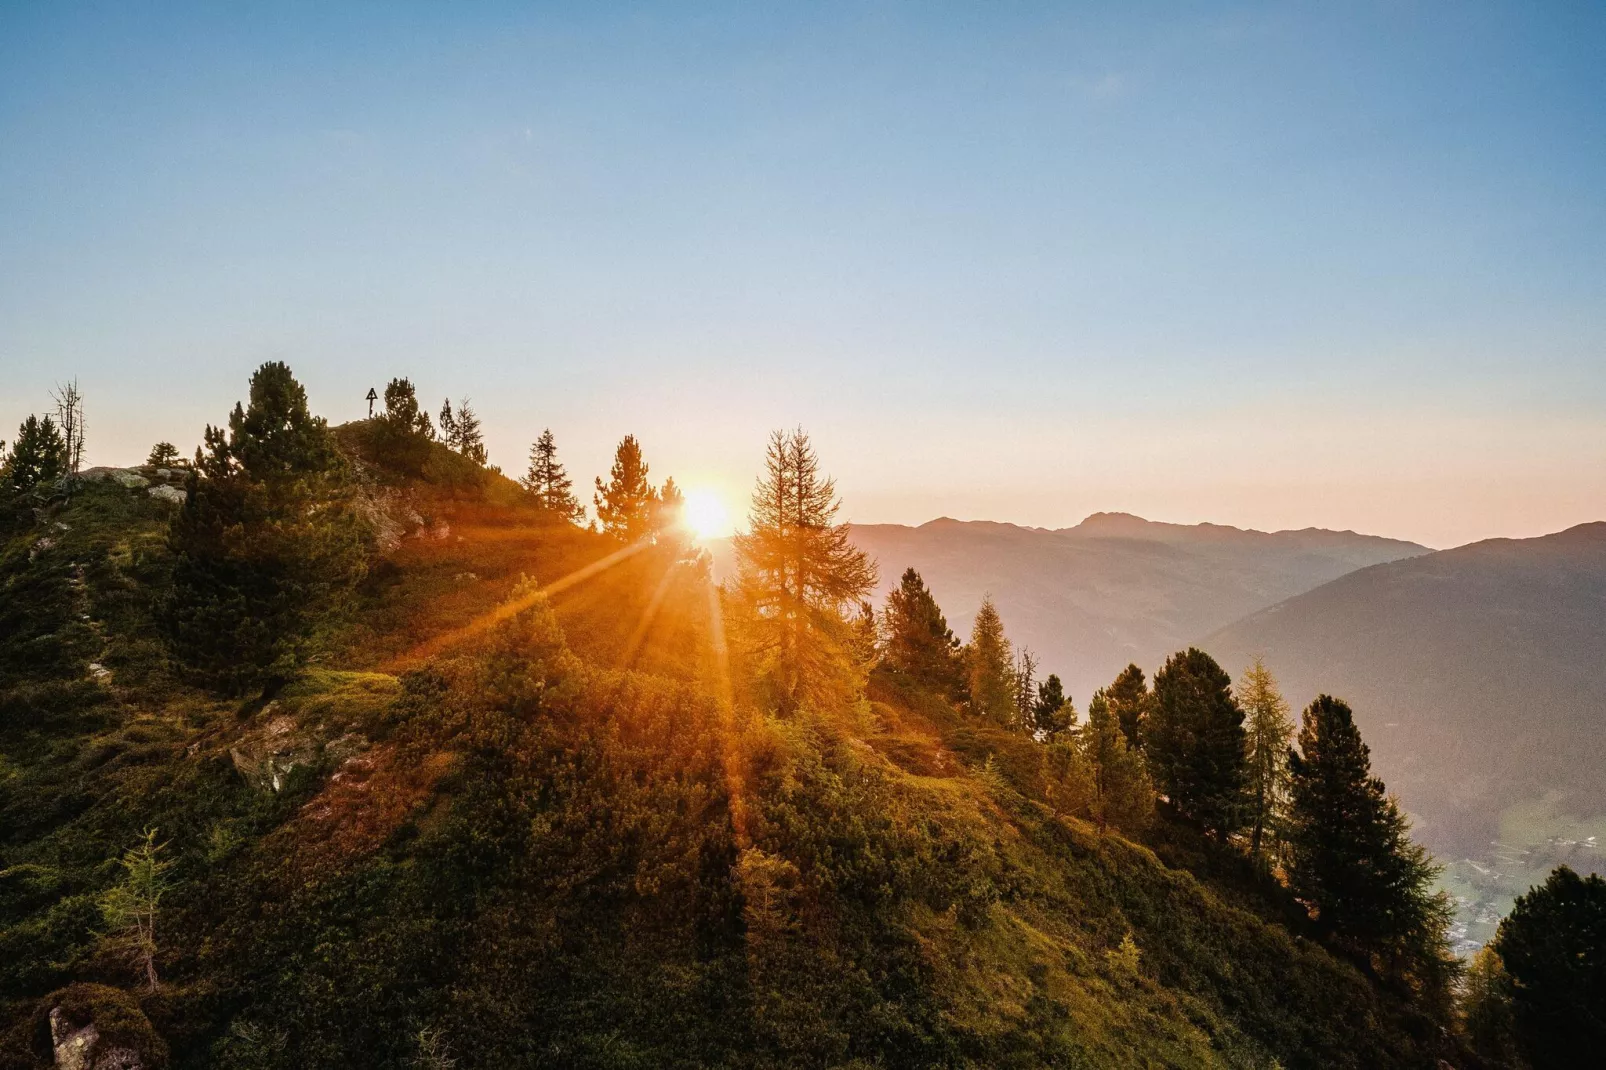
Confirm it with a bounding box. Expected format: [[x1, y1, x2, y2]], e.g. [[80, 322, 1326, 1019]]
[[1490, 866, 1606, 1067], [1011, 648, 1040, 732], [594, 435, 659, 543], [1106, 663, 1151, 751], [882, 567, 965, 700], [521, 429, 585, 523], [966, 595, 1015, 725], [1080, 689, 1153, 833], [1147, 648, 1248, 838], [731, 427, 876, 712], [99, 828, 173, 992], [452, 397, 488, 465], [1286, 695, 1453, 977], [1238, 657, 1295, 861]]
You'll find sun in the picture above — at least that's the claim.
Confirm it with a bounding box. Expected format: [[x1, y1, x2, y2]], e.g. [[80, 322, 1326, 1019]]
[[680, 488, 732, 541]]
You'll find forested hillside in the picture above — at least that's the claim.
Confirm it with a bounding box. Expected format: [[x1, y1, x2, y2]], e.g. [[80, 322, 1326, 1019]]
[[2, 366, 1592, 1069]]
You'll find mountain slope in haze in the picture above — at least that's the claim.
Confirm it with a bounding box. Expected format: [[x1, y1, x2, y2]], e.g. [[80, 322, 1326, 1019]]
[[1202, 523, 1606, 945], [718, 514, 1427, 704]]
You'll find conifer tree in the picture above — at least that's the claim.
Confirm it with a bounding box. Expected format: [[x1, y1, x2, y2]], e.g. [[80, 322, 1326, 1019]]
[[882, 567, 965, 700], [439, 398, 459, 450], [1491, 865, 1606, 1067], [1107, 663, 1151, 750], [147, 441, 182, 468], [166, 361, 369, 692], [1286, 695, 1450, 965], [2, 414, 68, 491], [521, 428, 584, 523], [383, 377, 434, 438], [1012, 648, 1040, 731], [1147, 648, 1248, 838], [1080, 690, 1154, 833], [966, 595, 1015, 725], [732, 427, 876, 711], [1033, 674, 1074, 737], [593, 435, 658, 543], [99, 828, 172, 992], [1238, 658, 1294, 861], [452, 397, 487, 465]]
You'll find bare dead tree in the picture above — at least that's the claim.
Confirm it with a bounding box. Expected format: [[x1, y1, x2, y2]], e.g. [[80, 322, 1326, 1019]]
[[51, 380, 86, 474]]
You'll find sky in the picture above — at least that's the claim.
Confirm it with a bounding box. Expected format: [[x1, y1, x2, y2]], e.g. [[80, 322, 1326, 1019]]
[[2, 2, 1603, 548]]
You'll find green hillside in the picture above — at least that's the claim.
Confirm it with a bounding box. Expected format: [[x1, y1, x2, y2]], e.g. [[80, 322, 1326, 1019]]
[[0, 429, 1461, 1068]]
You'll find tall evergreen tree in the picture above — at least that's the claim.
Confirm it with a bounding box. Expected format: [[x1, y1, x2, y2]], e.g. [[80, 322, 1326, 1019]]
[[438, 398, 460, 450], [593, 435, 658, 543], [452, 397, 487, 465], [966, 595, 1015, 725], [165, 361, 369, 693], [1079, 690, 1154, 833], [2, 414, 68, 491], [1286, 695, 1451, 968], [881, 567, 965, 699], [1107, 663, 1151, 750], [1033, 674, 1074, 737], [1147, 648, 1248, 838], [1011, 648, 1040, 732], [732, 427, 876, 711], [1492, 865, 1606, 1067], [521, 428, 584, 523], [383, 378, 434, 438], [1238, 658, 1295, 861]]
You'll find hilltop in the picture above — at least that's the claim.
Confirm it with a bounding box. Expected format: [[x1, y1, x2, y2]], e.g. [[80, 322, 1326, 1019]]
[[0, 422, 1462, 1067]]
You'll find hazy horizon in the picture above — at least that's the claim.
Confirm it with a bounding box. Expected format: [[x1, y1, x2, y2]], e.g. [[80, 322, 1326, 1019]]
[[4, 3, 1604, 548]]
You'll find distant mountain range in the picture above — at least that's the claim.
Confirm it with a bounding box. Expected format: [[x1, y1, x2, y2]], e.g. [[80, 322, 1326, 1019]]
[[710, 512, 1429, 704], [1205, 521, 1606, 857]]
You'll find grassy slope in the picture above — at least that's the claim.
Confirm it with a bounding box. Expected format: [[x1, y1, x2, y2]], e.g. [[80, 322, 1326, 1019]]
[[0, 453, 1449, 1069]]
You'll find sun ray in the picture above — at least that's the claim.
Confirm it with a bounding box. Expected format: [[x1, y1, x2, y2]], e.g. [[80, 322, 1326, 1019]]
[[620, 560, 679, 669], [383, 538, 653, 671]]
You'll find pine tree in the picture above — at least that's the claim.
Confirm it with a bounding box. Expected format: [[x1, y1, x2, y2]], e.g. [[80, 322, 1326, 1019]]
[[521, 429, 584, 523], [731, 427, 876, 712], [1107, 663, 1151, 750], [966, 595, 1015, 725], [593, 435, 658, 543], [383, 378, 434, 438], [1033, 674, 1074, 737], [439, 398, 460, 450], [1491, 865, 1606, 1067], [881, 567, 965, 700], [1079, 690, 1154, 833], [1286, 695, 1451, 966], [1147, 648, 1248, 838], [1460, 946, 1523, 1068], [2, 414, 68, 491], [453, 397, 487, 465], [1238, 658, 1294, 862], [165, 362, 369, 693], [147, 441, 182, 468]]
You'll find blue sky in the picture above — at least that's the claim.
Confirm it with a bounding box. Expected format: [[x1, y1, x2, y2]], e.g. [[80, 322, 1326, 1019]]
[[2, 2, 1603, 546]]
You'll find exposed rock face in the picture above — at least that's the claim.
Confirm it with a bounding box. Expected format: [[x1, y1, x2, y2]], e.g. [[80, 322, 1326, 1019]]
[[49, 1007, 143, 1070], [146, 484, 185, 505], [110, 470, 149, 489]]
